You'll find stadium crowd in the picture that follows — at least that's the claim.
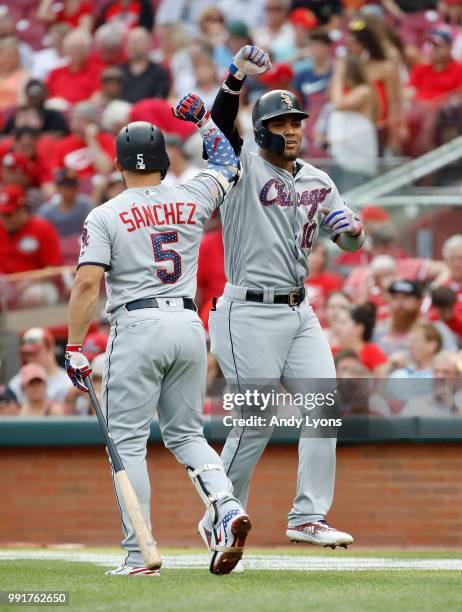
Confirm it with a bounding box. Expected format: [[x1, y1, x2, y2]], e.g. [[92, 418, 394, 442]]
[[0, 0, 462, 417]]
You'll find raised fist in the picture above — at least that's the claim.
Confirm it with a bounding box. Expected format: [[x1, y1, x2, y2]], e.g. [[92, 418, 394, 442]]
[[172, 93, 210, 127], [230, 45, 272, 80]]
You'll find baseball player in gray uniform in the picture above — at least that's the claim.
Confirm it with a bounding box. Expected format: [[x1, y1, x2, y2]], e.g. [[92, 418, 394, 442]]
[[64, 93, 251, 576], [198, 47, 364, 557]]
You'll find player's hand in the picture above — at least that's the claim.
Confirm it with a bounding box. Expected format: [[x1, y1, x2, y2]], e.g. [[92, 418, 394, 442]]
[[65, 345, 92, 393], [172, 93, 210, 127], [230, 45, 272, 80], [320, 207, 363, 237]]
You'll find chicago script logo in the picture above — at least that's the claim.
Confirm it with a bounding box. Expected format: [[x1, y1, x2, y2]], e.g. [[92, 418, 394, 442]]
[[259, 178, 331, 220]]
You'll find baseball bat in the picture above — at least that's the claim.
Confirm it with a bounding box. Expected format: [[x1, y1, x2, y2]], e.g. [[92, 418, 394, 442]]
[[84, 377, 162, 569]]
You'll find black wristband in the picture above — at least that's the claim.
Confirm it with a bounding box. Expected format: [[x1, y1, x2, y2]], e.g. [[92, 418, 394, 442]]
[[224, 73, 245, 92]]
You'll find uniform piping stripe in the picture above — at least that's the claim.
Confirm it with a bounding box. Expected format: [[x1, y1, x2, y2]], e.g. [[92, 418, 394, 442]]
[[225, 301, 244, 477]]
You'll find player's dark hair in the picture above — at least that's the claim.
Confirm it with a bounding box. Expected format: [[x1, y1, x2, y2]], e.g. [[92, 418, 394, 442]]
[[350, 302, 377, 342]]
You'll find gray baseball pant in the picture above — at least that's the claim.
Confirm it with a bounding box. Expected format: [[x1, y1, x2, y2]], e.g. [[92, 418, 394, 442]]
[[209, 284, 337, 528], [102, 300, 241, 567]]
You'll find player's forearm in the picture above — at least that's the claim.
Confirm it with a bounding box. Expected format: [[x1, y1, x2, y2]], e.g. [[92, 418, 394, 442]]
[[211, 73, 244, 136], [334, 229, 366, 252], [68, 277, 100, 344], [200, 118, 238, 183]]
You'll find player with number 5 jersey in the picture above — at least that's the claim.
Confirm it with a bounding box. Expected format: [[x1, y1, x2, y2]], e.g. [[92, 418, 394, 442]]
[[65, 93, 251, 577]]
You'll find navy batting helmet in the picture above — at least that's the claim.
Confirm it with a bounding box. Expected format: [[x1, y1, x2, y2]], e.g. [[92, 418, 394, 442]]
[[252, 90, 308, 155], [116, 121, 170, 179]]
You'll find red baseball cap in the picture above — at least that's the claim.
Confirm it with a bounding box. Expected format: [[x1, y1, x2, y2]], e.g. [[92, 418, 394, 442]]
[[290, 8, 319, 29], [0, 185, 27, 215], [259, 63, 295, 86], [361, 206, 389, 222], [82, 332, 108, 360]]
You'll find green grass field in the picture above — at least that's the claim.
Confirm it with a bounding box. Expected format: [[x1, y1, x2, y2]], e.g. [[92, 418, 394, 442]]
[[1, 548, 461, 612]]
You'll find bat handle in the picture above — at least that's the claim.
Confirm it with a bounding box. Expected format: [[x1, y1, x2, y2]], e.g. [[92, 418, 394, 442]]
[[84, 376, 124, 473]]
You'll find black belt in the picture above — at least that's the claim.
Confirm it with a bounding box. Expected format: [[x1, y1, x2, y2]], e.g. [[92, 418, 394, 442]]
[[125, 297, 197, 312], [245, 287, 305, 306]]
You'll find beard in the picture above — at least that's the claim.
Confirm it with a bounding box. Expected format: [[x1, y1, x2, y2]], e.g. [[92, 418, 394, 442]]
[[281, 147, 300, 161], [391, 309, 420, 333]]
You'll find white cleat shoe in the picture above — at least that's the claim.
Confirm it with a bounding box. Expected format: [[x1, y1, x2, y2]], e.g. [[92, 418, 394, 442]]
[[209, 509, 251, 575], [198, 513, 249, 574], [106, 563, 160, 576], [198, 517, 213, 555], [286, 520, 353, 548]]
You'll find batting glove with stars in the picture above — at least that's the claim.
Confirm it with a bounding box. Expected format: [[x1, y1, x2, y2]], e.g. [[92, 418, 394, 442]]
[[230, 45, 272, 80], [65, 345, 92, 393], [173, 93, 210, 128], [320, 207, 363, 237]]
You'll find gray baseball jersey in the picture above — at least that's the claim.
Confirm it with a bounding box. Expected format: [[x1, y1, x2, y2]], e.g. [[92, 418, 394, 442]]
[[203, 147, 346, 533], [221, 148, 345, 288], [78, 169, 244, 568], [78, 174, 223, 312]]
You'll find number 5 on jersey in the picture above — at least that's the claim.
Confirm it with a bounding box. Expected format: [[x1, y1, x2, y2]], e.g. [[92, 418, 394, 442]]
[[151, 232, 182, 284]]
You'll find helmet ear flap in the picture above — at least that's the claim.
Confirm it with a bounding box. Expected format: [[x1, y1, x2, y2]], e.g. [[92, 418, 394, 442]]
[[254, 126, 286, 155], [160, 158, 170, 180]]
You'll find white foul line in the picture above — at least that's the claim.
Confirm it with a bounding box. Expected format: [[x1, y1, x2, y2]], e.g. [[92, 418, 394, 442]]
[[0, 551, 461, 571]]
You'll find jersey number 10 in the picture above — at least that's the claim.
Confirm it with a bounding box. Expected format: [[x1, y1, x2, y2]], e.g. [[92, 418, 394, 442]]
[[151, 232, 182, 284]]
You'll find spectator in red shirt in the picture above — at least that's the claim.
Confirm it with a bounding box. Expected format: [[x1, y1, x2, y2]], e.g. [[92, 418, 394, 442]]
[[0, 127, 54, 194], [1, 152, 36, 190], [408, 29, 462, 101], [197, 214, 226, 330], [305, 240, 343, 322], [38, 0, 93, 31], [52, 101, 115, 180], [442, 234, 462, 315], [96, 0, 154, 33], [46, 29, 103, 106], [0, 185, 62, 274], [331, 302, 389, 375]]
